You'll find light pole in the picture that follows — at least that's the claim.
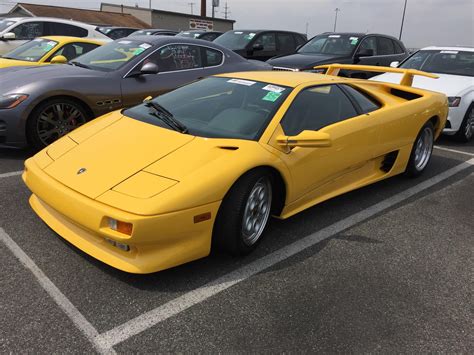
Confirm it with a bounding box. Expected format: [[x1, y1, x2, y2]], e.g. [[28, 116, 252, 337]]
[[333, 8, 340, 32], [399, 0, 408, 40]]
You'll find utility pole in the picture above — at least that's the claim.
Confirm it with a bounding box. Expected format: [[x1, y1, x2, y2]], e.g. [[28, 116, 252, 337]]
[[305, 22, 309, 36], [201, 0, 206, 17], [223, 2, 230, 19], [333, 8, 340, 32], [188, 2, 195, 14], [399, 0, 408, 40], [149, 0, 151, 9]]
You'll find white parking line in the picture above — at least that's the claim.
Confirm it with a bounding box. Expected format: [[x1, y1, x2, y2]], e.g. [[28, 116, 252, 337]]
[[0, 170, 23, 179], [434, 146, 474, 157], [0, 228, 115, 355], [96, 158, 474, 349]]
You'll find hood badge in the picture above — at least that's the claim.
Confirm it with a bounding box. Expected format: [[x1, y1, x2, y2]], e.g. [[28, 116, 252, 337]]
[[77, 168, 87, 175]]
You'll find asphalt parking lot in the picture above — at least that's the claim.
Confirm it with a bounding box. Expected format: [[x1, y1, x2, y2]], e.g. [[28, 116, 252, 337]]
[[0, 137, 473, 353]]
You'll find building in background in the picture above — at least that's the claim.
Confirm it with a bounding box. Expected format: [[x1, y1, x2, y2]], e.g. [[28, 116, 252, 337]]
[[1, 2, 150, 28], [101, 3, 234, 32]]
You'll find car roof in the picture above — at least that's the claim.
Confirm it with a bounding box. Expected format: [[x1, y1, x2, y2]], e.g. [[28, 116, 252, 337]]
[[216, 71, 343, 88], [41, 36, 108, 45], [4, 16, 96, 29], [121, 35, 230, 49], [420, 46, 474, 52]]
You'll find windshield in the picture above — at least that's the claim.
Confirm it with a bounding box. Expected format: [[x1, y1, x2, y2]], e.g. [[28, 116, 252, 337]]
[[214, 31, 257, 50], [0, 19, 16, 32], [123, 76, 291, 140], [298, 34, 360, 55], [2, 38, 58, 62], [71, 39, 153, 72], [400, 50, 474, 77]]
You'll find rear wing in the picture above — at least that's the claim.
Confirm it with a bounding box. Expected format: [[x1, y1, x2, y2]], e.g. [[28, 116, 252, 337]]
[[314, 64, 438, 87]]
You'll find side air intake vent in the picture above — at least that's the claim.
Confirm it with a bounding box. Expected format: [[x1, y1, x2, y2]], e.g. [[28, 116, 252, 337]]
[[390, 89, 422, 101], [381, 151, 399, 172]]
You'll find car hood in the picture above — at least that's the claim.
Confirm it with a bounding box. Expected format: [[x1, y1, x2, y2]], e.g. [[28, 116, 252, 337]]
[[267, 53, 349, 69], [43, 116, 194, 200], [371, 72, 474, 96], [0, 64, 105, 91]]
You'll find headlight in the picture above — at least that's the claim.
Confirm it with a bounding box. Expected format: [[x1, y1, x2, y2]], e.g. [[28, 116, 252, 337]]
[[448, 96, 461, 107], [0, 94, 29, 109]]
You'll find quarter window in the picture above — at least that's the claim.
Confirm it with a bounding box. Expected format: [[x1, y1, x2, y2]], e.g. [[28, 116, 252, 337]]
[[281, 85, 358, 135], [341, 85, 381, 113], [204, 48, 223, 67], [49, 22, 88, 37]]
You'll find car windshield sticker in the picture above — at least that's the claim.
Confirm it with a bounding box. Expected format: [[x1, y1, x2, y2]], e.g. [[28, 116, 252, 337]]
[[328, 35, 341, 38], [118, 40, 132, 44], [139, 43, 152, 49], [262, 91, 282, 102], [234, 31, 243, 34], [262, 84, 286, 93], [227, 78, 256, 86], [133, 48, 146, 55], [47, 41, 56, 47], [244, 33, 256, 40], [440, 50, 458, 54], [350, 37, 359, 45], [33, 38, 43, 42]]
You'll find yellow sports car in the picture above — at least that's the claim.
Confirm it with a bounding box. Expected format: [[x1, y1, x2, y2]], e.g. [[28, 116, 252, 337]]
[[23, 65, 448, 274], [0, 36, 105, 68]]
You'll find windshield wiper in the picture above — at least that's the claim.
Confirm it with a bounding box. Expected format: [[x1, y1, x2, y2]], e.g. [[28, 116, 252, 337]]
[[145, 101, 188, 134], [69, 61, 90, 69]]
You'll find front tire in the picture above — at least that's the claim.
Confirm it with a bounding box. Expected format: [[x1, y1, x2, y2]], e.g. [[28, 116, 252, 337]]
[[405, 121, 435, 178], [453, 105, 473, 142], [213, 170, 273, 255], [26, 98, 89, 150]]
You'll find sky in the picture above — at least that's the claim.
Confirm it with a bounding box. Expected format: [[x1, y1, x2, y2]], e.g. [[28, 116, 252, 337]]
[[0, 0, 473, 48]]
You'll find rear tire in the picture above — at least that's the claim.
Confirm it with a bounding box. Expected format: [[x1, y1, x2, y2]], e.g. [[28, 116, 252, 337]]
[[26, 98, 89, 150], [453, 104, 473, 142], [405, 121, 435, 178], [213, 170, 272, 256]]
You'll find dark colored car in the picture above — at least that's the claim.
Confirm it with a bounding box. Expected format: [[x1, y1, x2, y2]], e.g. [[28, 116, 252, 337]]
[[214, 30, 307, 61], [98, 26, 140, 40], [267, 32, 409, 77], [129, 29, 179, 37], [0, 36, 271, 149], [176, 30, 223, 41]]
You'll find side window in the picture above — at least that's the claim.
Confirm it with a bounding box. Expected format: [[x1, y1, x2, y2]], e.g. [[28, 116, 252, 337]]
[[377, 37, 395, 55], [277, 32, 296, 53], [204, 47, 223, 67], [200, 33, 219, 41], [281, 85, 358, 135], [48, 42, 100, 61], [50, 22, 88, 37], [358, 37, 377, 55], [341, 85, 381, 113], [254, 32, 276, 51], [11, 22, 45, 40], [148, 44, 202, 73], [393, 40, 405, 54]]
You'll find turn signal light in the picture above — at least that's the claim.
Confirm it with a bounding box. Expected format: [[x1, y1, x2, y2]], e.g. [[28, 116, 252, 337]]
[[108, 218, 133, 236]]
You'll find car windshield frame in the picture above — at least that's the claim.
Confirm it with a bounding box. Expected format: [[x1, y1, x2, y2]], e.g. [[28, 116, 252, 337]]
[[123, 76, 293, 141], [2, 38, 59, 62], [298, 34, 361, 56], [399, 49, 474, 77], [69, 39, 154, 72], [0, 19, 16, 33], [214, 30, 258, 50]]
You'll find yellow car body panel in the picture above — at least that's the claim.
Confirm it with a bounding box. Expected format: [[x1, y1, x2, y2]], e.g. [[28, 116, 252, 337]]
[[0, 36, 105, 69], [23, 68, 448, 273]]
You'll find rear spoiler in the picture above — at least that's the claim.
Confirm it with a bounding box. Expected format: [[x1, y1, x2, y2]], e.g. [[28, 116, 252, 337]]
[[313, 64, 438, 87]]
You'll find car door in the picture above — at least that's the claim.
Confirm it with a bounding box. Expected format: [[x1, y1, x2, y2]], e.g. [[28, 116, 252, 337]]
[[271, 84, 380, 203], [247, 32, 277, 61], [120, 43, 205, 107]]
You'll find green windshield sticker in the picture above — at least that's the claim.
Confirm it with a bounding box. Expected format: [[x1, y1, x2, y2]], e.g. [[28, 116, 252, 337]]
[[133, 47, 146, 55], [350, 39, 358, 45], [262, 91, 282, 102]]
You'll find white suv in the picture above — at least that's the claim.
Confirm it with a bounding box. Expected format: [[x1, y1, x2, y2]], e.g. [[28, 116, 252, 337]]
[[0, 17, 109, 55]]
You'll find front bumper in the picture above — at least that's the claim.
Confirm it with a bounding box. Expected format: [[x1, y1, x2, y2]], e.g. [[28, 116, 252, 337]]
[[0, 104, 31, 148], [442, 106, 466, 135], [23, 158, 221, 274]]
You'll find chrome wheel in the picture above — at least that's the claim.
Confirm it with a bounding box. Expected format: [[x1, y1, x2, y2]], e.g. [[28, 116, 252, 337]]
[[36, 103, 87, 146], [414, 126, 434, 171], [464, 108, 473, 140], [241, 177, 272, 246]]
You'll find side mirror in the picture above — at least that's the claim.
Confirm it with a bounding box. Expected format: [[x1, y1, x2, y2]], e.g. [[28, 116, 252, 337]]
[[390, 61, 400, 68], [277, 130, 332, 148], [356, 48, 374, 58], [252, 43, 264, 51], [140, 62, 159, 75], [143, 95, 152, 103], [1, 32, 16, 40], [50, 55, 67, 64]]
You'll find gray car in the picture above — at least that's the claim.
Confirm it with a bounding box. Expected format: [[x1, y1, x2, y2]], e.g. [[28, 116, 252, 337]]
[[0, 36, 271, 149]]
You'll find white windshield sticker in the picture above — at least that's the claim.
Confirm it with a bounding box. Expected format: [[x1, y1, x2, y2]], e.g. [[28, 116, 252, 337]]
[[228, 78, 256, 86], [234, 31, 243, 34], [440, 50, 458, 54], [139, 43, 152, 49], [248, 33, 256, 38], [328, 35, 341, 38], [33, 38, 43, 42], [47, 41, 56, 47], [262, 84, 285, 93], [349, 37, 359, 41], [118, 40, 132, 44]]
